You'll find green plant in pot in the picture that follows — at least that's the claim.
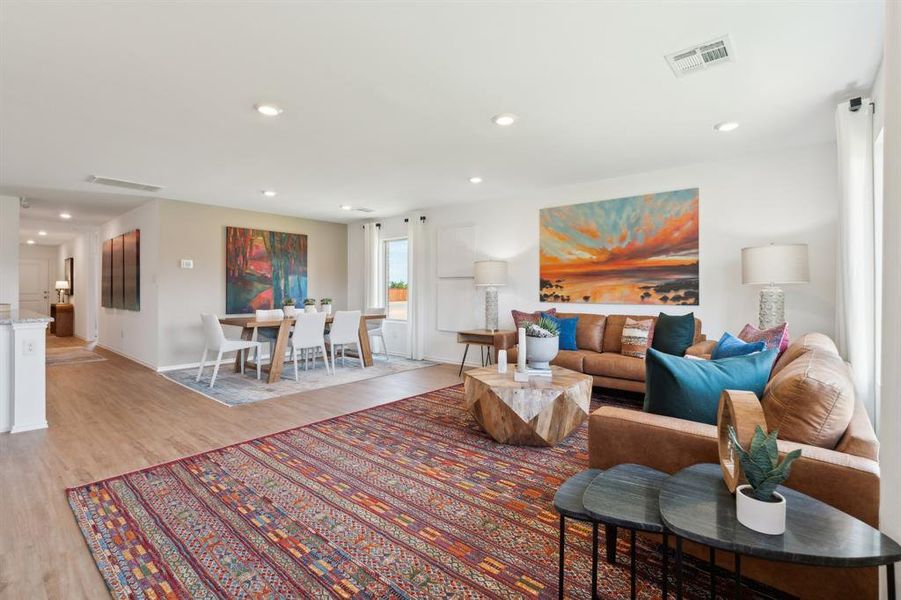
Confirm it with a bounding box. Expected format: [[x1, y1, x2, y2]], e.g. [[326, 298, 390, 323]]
[[283, 297, 297, 316], [524, 316, 559, 370], [728, 425, 801, 535], [303, 298, 316, 313], [320, 298, 333, 315]]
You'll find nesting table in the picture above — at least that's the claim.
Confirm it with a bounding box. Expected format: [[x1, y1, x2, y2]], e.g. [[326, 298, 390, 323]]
[[555, 463, 901, 600]]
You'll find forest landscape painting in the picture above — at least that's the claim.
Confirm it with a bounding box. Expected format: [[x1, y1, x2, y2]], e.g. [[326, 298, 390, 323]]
[[539, 188, 699, 305], [226, 227, 308, 314]]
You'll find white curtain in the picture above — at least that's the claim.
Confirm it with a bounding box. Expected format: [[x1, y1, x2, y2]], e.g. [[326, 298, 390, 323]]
[[834, 98, 876, 421], [362, 222, 381, 309], [407, 214, 427, 360]]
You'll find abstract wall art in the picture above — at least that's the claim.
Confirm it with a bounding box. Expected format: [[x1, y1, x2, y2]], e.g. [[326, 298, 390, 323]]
[[101, 229, 140, 310], [226, 226, 308, 314], [539, 188, 699, 305]]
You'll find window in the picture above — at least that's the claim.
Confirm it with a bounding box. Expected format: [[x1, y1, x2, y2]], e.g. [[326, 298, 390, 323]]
[[384, 238, 408, 320]]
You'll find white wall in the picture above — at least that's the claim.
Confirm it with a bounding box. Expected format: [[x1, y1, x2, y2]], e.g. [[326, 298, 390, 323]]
[[97, 200, 161, 368], [58, 232, 99, 341], [156, 199, 348, 369], [350, 142, 839, 365], [879, 1, 900, 596], [0, 196, 20, 309]]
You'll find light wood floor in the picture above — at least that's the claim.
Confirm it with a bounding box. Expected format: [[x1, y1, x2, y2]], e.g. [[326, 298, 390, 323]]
[[0, 335, 463, 599]]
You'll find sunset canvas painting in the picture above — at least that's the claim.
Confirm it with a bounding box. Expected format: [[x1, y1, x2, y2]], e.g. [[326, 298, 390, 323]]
[[539, 188, 699, 305], [226, 226, 308, 314]]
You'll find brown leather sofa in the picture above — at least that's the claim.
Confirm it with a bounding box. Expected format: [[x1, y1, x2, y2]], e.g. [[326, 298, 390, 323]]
[[493, 313, 708, 392], [590, 332, 880, 599]]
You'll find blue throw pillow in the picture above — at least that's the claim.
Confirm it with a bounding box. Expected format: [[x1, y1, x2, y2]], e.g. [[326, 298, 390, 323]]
[[541, 312, 579, 351], [643, 348, 778, 425], [651, 312, 696, 356], [711, 332, 767, 360]]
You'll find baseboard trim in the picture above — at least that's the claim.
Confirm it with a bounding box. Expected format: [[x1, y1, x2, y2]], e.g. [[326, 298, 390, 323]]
[[96, 344, 157, 371]]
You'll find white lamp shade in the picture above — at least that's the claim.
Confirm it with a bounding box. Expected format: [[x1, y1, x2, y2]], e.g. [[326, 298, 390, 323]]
[[741, 244, 810, 285], [55, 280, 70, 290], [473, 260, 507, 286]]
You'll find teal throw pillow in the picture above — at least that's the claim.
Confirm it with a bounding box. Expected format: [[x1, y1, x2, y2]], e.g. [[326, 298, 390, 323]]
[[643, 348, 778, 425], [711, 332, 766, 360], [541, 312, 579, 351], [651, 312, 696, 356]]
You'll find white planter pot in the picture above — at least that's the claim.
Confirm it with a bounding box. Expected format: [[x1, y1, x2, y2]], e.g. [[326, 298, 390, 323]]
[[525, 335, 559, 369], [283, 306, 297, 317], [322, 304, 332, 315], [304, 305, 317, 313], [736, 484, 786, 535]]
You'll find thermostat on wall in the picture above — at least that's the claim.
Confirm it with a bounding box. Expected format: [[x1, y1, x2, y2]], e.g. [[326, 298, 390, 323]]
[[180, 259, 194, 269]]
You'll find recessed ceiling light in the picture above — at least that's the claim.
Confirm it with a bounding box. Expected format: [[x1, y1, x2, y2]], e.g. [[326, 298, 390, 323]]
[[262, 190, 277, 197], [340, 205, 353, 211], [492, 113, 517, 126], [26, 239, 35, 245], [714, 121, 740, 132], [254, 103, 284, 117], [469, 176, 483, 184], [59, 212, 72, 220], [38, 230, 47, 236]]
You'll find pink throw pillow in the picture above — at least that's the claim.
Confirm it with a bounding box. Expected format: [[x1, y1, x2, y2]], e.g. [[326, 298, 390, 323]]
[[738, 323, 790, 355], [511, 308, 556, 330]]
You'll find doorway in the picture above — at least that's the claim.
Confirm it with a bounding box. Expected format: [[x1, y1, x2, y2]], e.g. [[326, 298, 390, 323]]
[[18, 258, 50, 315]]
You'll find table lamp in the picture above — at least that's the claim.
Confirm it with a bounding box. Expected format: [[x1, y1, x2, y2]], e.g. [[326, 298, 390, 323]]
[[741, 244, 809, 329], [474, 260, 507, 331], [55, 280, 70, 303]]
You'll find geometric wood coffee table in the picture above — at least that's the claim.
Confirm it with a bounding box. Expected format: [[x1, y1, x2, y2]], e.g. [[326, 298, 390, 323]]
[[463, 365, 592, 446]]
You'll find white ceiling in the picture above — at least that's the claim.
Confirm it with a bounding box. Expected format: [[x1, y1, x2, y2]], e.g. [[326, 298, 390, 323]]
[[0, 1, 884, 228]]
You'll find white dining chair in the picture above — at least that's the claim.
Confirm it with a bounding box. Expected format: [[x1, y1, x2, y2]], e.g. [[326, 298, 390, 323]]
[[326, 310, 364, 369], [254, 308, 285, 363], [290, 312, 330, 379], [196, 314, 262, 388], [365, 307, 389, 360]]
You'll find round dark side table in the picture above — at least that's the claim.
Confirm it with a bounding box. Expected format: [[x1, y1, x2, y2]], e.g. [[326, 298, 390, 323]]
[[554, 469, 603, 599], [582, 463, 670, 600], [659, 463, 901, 600]]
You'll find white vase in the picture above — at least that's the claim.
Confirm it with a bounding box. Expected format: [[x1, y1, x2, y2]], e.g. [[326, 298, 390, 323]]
[[304, 305, 316, 313], [525, 335, 559, 370], [497, 349, 507, 373], [322, 304, 332, 315], [736, 484, 786, 535], [283, 306, 296, 317]]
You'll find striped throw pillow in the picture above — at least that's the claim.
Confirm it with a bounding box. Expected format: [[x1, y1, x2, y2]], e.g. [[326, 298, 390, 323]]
[[621, 317, 655, 359]]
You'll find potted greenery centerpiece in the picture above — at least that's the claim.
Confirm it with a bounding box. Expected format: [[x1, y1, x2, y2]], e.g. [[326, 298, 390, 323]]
[[728, 425, 801, 535], [283, 298, 297, 317], [303, 298, 317, 313], [524, 316, 559, 370], [320, 298, 333, 315]]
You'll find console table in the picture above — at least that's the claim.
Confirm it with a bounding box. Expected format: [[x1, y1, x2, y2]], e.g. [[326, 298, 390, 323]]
[[50, 303, 73, 337]]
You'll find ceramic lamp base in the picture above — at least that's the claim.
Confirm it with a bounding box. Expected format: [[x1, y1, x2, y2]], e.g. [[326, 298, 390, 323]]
[[758, 286, 785, 330], [484, 286, 498, 331]]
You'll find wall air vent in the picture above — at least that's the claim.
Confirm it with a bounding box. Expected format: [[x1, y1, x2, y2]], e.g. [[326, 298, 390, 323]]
[[665, 35, 734, 78], [87, 175, 163, 192]]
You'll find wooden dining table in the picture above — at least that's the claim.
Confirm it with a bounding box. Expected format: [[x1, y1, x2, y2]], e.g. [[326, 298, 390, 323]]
[[219, 313, 387, 384]]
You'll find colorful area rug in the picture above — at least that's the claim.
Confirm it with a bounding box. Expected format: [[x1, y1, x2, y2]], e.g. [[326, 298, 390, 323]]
[[68, 386, 784, 599], [46, 347, 107, 366], [161, 355, 435, 406]]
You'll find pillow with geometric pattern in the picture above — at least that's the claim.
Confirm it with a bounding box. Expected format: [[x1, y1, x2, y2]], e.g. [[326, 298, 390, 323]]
[[620, 317, 655, 359]]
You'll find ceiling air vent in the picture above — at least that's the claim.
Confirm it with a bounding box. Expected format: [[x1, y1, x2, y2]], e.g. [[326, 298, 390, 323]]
[[354, 207, 375, 213], [665, 35, 734, 78], [87, 175, 163, 192]]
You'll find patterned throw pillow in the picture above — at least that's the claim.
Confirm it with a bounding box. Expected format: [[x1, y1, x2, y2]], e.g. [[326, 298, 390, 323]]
[[620, 317, 655, 359], [511, 308, 556, 330], [738, 323, 790, 355]]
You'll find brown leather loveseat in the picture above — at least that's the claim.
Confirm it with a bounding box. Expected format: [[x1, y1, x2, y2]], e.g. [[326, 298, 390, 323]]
[[493, 312, 708, 392], [590, 332, 881, 599]]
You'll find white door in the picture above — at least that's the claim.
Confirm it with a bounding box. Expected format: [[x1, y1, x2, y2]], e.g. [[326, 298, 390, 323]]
[[19, 258, 50, 315]]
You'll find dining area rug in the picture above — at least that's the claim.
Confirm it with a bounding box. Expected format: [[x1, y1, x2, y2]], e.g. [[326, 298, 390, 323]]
[[161, 355, 435, 406], [68, 386, 785, 599]]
